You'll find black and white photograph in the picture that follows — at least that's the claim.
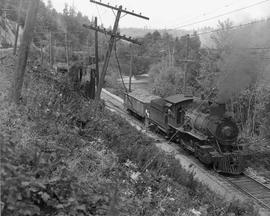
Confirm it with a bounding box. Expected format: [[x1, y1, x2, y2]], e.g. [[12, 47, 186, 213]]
[[0, 0, 270, 215]]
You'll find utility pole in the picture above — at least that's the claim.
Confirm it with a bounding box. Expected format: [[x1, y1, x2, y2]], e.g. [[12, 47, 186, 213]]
[[11, 0, 40, 104], [65, 33, 70, 74], [183, 34, 190, 94], [90, 68, 96, 99], [49, 31, 53, 67], [3, 10, 7, 44], [95, 5, 121, 100], [83, 0, 149, 99], [54, 40, 56, 65], [40, 46, 43, 65], [94, 17, 99, 88], [14, 0, 22, 55], [129, 45, 133, 92]]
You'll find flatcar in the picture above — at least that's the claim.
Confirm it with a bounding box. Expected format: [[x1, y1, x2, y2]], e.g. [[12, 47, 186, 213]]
[[124, 90, 246, 175]]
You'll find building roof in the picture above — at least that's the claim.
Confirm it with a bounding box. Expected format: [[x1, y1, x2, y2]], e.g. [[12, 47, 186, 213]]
[[165, 94, 193, 104]]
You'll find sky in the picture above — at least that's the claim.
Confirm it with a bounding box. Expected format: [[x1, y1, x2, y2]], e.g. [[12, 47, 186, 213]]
[[48, 0, 270, 29]]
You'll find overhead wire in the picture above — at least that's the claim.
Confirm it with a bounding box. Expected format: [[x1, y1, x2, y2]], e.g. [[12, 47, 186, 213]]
[[174, 0, 270, 29], [170, 0, 249, 28], [193, 18, 270, 36]]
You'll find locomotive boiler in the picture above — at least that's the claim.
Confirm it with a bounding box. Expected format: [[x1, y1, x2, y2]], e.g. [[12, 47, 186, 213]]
[[124, 90, 246, 174], [182, 103, 244, 174]]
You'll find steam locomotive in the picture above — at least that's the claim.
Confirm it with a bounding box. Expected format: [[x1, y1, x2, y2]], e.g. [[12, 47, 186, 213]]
[[124, 90, 245, 175]]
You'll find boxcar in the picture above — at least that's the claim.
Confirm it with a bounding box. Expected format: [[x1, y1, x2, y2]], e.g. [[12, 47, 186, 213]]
[[124, 89, 160, 118]]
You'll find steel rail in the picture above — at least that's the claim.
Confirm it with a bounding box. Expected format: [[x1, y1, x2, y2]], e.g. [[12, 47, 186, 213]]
[[225, 174, 270, 210], [244, 172, 270, 190]]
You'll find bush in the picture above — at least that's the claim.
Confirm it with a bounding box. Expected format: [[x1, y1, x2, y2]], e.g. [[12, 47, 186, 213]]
[[148, 63, 184, 97]]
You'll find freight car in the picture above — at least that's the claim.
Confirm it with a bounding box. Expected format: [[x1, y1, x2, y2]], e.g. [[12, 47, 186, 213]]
[[124, 90, 246, 175], [124, 89, 160, 118]]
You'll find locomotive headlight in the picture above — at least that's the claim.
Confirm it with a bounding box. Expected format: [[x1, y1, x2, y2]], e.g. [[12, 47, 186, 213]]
[[222, 126, 232, 137]]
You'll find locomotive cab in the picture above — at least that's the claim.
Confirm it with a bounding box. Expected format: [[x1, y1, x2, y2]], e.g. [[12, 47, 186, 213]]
[[164, 94, 194, 128], [149, 98, 171, 133]]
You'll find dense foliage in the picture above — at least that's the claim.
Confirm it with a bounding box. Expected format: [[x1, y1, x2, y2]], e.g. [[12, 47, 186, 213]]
[[0, 0, 93, 59]]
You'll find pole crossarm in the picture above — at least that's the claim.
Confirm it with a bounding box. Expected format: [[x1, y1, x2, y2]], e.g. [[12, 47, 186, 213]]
[[89, 0, 149, 20], [83, 24, 142, 45], [86, 1, 149, 99]]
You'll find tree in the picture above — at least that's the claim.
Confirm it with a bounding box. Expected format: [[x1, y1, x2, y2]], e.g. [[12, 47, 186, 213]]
[[47, 0, 53, 10], [63, 3, 69, 16], [149, 63, 184, 97], [211, 19, 234, 52]]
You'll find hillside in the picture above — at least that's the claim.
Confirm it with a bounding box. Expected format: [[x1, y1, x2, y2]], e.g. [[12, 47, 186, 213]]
[[1, 44, 260, 215], [120, 27, 188, 38]]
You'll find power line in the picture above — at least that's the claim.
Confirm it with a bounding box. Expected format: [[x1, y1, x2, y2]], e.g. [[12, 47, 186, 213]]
[[171, 0, 249, 28], [174, 0, 270, 29], [195, 18, 270, 36]]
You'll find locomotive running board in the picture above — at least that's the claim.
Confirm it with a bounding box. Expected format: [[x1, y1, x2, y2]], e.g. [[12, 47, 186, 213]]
[[177, 127, 208, 141]]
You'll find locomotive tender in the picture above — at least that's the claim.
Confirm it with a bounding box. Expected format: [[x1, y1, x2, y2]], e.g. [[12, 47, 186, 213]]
[[124, 89, 245, 175]]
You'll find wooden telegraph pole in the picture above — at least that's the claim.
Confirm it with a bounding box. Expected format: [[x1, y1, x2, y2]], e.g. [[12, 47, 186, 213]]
[[94, 17, 99, 88], [3, 10, 7, 44], [11, 0, 40, 104], [65, 33, 70, 74], [49, 31, 53, 67], [129, 45, 133, 92], [83, 0, 149, 99], [183, 34, 190, 94], [14, 0, 22, 55]]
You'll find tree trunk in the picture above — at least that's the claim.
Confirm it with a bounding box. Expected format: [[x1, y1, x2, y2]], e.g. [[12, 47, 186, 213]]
[[11, 0, 40, 104]]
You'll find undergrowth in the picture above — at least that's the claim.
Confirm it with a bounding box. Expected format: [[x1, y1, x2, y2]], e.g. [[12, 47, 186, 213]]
[[0, 58, 258, 215]]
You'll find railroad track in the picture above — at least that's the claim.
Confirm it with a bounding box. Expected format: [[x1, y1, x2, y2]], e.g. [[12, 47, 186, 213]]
[[101, 89, 270, 213], [225, 174, 270, 210]]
